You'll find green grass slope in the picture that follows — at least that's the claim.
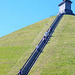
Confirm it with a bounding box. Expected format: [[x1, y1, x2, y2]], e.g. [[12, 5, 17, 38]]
[[29, 15, 75, 75], [0, 15, 75, 75], [0, 16, 55, 75]]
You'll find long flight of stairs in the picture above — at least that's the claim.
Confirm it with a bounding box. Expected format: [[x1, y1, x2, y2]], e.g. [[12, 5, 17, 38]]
[[18, 13, 64, 75]]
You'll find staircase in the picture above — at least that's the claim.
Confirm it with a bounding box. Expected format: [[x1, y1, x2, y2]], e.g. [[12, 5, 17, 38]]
[[18, 13, 64, 75]]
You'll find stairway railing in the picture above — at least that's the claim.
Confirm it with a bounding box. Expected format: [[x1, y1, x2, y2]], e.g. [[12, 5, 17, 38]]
[[18, 13, 64, 75]]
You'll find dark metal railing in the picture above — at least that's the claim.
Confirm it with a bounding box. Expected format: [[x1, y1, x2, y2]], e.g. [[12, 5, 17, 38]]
[[18, 13, 64, 75]]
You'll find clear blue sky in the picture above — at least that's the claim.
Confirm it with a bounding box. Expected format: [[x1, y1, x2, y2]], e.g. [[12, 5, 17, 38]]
[[0, 0, 75, 37]]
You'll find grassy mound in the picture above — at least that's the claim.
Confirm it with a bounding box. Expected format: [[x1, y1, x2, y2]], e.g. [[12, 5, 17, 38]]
[[0, 15, 75, 75], [29, 15, 75, 75], [0, 16, 55, 75]]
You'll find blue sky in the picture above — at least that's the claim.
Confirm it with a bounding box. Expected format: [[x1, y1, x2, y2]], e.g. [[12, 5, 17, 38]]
[[0, 0, 75, 37]]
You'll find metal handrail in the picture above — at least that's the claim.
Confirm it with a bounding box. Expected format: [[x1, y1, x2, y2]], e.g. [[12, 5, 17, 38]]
[[18, 13, 64, 75]]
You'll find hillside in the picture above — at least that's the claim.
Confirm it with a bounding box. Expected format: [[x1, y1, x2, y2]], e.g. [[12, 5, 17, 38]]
[[0, 15, 75, 75], [29, 15, 75, 75], [0, 16, 55, 75]]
